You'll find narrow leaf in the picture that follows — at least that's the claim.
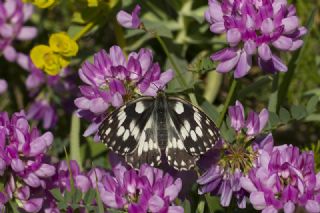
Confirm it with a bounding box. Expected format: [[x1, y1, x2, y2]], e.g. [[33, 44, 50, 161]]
[[84, 189, 96, 204], [70, 113, 82, 169], [50, 188, 64, 201]]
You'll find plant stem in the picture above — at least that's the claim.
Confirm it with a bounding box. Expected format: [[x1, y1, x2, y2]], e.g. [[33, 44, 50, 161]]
[[72, 21, 95, 41], [268, 73, 279, 112], [70, 113, 82, 170], [64, 147, 75, 194], [217, 78, 237, 128]]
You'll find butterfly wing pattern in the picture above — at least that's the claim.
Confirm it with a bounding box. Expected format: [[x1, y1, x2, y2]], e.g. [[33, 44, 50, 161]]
[[98, 93, 220, 171]]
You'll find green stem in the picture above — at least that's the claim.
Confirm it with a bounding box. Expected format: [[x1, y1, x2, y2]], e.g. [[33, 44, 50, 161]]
[[268, 74, 279, 112], [72, 21, 95, 41], [217, 78, 237, 128], [70, 113, 82, 170], [64, 147, 75, 194]]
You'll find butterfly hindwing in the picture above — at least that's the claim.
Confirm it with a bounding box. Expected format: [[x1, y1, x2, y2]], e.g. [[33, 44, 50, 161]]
[[98, 97, 154, 155], [167, 97, 220, 156], [165, 116, 199, 171], [125, 113, 161, 168]]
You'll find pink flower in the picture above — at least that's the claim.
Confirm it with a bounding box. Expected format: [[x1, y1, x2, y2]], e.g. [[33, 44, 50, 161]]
[[241, 135, 320, 212], [206, 0, 306, 78], [117, 5, 141, 29]]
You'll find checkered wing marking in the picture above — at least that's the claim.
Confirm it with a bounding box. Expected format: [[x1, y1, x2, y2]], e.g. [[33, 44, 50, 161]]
[[166, 116, 199, 171], [98, 97, 154, 155], [125, 110, 162, 168], [168, 97, 220, 156]]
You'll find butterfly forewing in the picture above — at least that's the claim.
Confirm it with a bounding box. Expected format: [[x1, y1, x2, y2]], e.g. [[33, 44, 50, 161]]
[[98, 97, 154, 155], [167, 97, 220, 156]]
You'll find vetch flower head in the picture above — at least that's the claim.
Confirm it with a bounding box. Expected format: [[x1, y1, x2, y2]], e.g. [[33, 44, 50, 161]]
[[241, 135, 320, 212], [117, 5, 141, 29], [75, 46, 173, 137], [198, 165, 247, 208], [0, 111, 55, 212], [0, 0, 37, 63], [206, 0, 307, 78], [198, 102, 270, 208], [228, 100, 269, 137], [98, 163, 183, 213]]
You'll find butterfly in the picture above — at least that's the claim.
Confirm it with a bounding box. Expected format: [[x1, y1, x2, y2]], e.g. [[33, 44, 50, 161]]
[[98, 92, 220, 171]]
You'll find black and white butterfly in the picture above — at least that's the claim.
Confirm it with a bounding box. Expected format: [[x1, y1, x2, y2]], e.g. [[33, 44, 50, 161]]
[[98, 92, 220, 171]]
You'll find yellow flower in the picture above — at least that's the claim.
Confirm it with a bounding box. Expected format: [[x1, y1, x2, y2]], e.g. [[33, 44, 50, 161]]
[[49, 32, 79, 57], [30, 45, 68, 76], [23, 0, 57, 8], [87, 0, 99, 7]]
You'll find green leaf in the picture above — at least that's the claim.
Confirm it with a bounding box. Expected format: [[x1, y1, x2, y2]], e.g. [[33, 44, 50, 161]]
[[57, 201, 68, 210], [238, 76, 273, 98], [72, 189, 83, 205], [188, 57, 216, 74], [65, 190, 73, 204], [50, 188, 64, 201], [196, 199, 205, 213], [279, 107, 291, 123], [200, 100, 220, 124], [84, 189, 96, 204], [204, 71, 222, 103], [306, 96, 319, 114], [183, 199, 192, 213], [268, 112, 280, 128], [143, 20, 173, 38], [220, 121, 236, 143], [205, 195, 223, 213], [166, 55, 195, 93], [305, 114, 320, 122], [70, 113, 82, 169], [290, 105, 307, 120]]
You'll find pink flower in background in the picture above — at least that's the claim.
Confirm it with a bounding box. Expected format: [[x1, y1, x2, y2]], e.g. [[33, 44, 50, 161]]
[[206, 0, 307, 78], [117, 5, 141, 29], [0, 111, 55, 212], [75, 46, 173, 138], [0, 0, 37, 63], [98, 163, 183, 213], [241, 135, 320, 212], [0, 79, 7, 94]]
